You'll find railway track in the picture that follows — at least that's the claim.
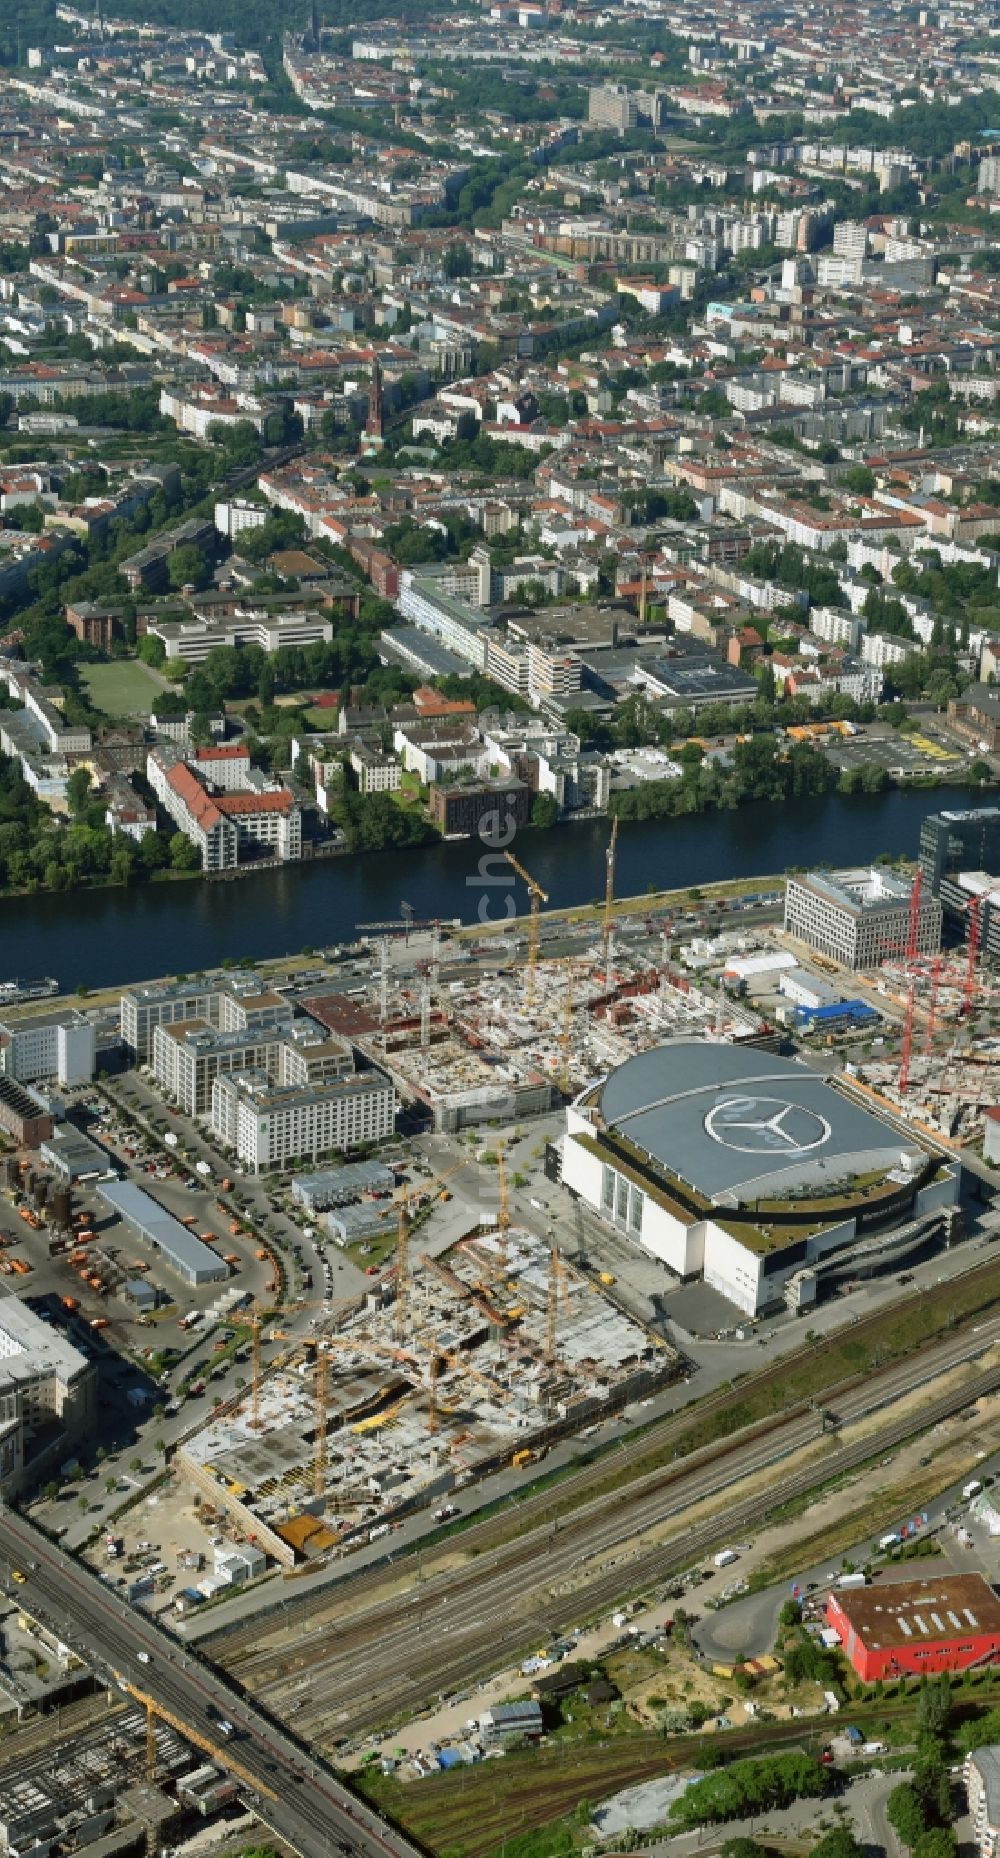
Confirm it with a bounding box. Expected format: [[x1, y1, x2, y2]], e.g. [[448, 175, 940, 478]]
[[208, 1269, 1000, 1663], [214, 1319, 1000, 1742]]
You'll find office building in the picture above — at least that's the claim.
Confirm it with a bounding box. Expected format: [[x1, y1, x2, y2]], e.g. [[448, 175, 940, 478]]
[[210, 1067, 395, 1171], [0, 1010, 95, 1088], [784, 867, 942, 969], [0, 1297, 96, 1493], [919, 808, 1000, 910]]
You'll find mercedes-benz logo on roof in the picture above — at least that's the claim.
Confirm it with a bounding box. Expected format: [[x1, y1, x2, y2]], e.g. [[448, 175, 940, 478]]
[[704, 1095, 831, 1156]]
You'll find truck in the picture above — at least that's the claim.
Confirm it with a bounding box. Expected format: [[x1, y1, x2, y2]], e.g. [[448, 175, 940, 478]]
[[179, 1311, 203, 1332], [512, 1448, 536, 1469], [838, 1572, 867, 1589], [713, 1548, 739, 1569], [879, 1532, 901, 1550], [964, 1480, 983, 1499]]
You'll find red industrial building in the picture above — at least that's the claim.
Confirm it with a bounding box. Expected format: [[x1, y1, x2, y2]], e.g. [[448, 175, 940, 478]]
[[827, 1573, 1000, 1682]]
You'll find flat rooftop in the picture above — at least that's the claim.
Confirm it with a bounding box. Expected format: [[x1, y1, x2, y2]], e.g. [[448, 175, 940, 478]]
[[96, 1181, 228, 1284], [832, 1573, 1000, 1649], [793, 865, 912, 914], [0, 1295, 91, 1386]]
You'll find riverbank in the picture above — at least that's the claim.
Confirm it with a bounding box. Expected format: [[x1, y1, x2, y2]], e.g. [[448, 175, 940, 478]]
[[0, 785, 981, 992]]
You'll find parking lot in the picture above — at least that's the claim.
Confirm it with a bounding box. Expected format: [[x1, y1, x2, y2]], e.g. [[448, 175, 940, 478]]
[[825, 726, 965, 779]]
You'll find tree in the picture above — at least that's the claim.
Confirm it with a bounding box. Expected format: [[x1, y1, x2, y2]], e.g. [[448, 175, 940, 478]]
[[914, 1832, 957, 1858], [67, 766, 92, 817], [531, 793, 559, 830], [168, 544, 209, 592], [812, 1832, 866, 1858], [169, 832, 201, 872], [918, 1674, 952, 1739], [138, 634, 167, 667], [886, 1784, 928, 1849], [43, 1480, 60, 1502]]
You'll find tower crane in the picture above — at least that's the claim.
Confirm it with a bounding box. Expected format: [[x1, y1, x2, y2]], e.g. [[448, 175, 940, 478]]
[[603, 816, 618, 981], [503, 849, 549, 1011], [559, 968, 574, 1094], [123, 1686, 278, 1800], [496, 1139, 511, 1277], [378, 1163, 463, 1342]]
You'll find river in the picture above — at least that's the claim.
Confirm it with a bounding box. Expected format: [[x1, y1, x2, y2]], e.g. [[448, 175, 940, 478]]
[[0, 786, 978, 992]]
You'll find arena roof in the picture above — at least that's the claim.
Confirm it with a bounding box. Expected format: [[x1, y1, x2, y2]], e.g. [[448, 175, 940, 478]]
[[597, 1040, 916, 1204]]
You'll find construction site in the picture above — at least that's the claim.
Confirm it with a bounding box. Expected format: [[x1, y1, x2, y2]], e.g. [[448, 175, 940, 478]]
[[0, 1698, 247, 1858], [178, 1163, 678, 1568], [848, 876, 1000, 1144], [309, 834, 773, 1130]]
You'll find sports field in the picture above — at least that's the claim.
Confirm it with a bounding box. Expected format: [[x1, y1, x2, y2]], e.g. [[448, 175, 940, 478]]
[[79, 660, 164, 717]]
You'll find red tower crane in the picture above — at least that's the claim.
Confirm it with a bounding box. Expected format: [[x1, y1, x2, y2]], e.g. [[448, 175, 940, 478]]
[[905, 868, 923, 962], [923, 954, 943, 1056], [962, 892, 982, 1018], [899, 976, 916, 1094]]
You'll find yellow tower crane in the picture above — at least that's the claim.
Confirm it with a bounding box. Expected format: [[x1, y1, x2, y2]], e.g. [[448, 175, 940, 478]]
[[313, 1345, 329, 1500], [603, 815, 618, 981], [248, 1299, 264, 1431], [378, 1163, 463, 1343], [559, 968, 574, 1094], [124, 1685, 278, 1801], [545, 1245, 571, 1369], [496, 1139, 511, 1278], [503, 849, 549, 1011]]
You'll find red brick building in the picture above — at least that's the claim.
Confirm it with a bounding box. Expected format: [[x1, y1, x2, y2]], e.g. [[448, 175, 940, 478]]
[[827, 1573, 1000, 1682]]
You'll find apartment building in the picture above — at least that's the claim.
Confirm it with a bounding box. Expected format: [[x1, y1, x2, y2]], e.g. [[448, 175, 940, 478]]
[[967, 1747, 1000, 1858], [784, 867, 942, 969], [210, 1067, 395, 1171], [349, 744, 402, 793], [147, 748, 302, 868]]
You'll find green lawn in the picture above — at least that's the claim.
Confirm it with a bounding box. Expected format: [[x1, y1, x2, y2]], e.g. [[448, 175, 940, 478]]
[[80, 660, 164, 718]]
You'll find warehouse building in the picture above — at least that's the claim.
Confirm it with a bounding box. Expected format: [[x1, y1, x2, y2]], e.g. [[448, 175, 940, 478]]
[[784, 866, 942, 969], [827, 1574, 1000, 1681], [561, 1039, 957, 1315], [96, 1181, 229, 1286]]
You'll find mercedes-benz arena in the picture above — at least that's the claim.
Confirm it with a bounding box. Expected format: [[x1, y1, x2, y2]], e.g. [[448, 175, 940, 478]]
[[561, 1040, 958, 1316]]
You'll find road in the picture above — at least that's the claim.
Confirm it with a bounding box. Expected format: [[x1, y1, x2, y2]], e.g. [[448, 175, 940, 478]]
[[0, 1507, 419, 1858], [208, 1313, 1000, 1743]]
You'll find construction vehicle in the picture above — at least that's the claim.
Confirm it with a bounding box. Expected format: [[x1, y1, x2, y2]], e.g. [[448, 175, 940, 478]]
[[512, 1448, 536, 1469], [61, 1296, 79, 1313], [599, 1271, 616, 1287]]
